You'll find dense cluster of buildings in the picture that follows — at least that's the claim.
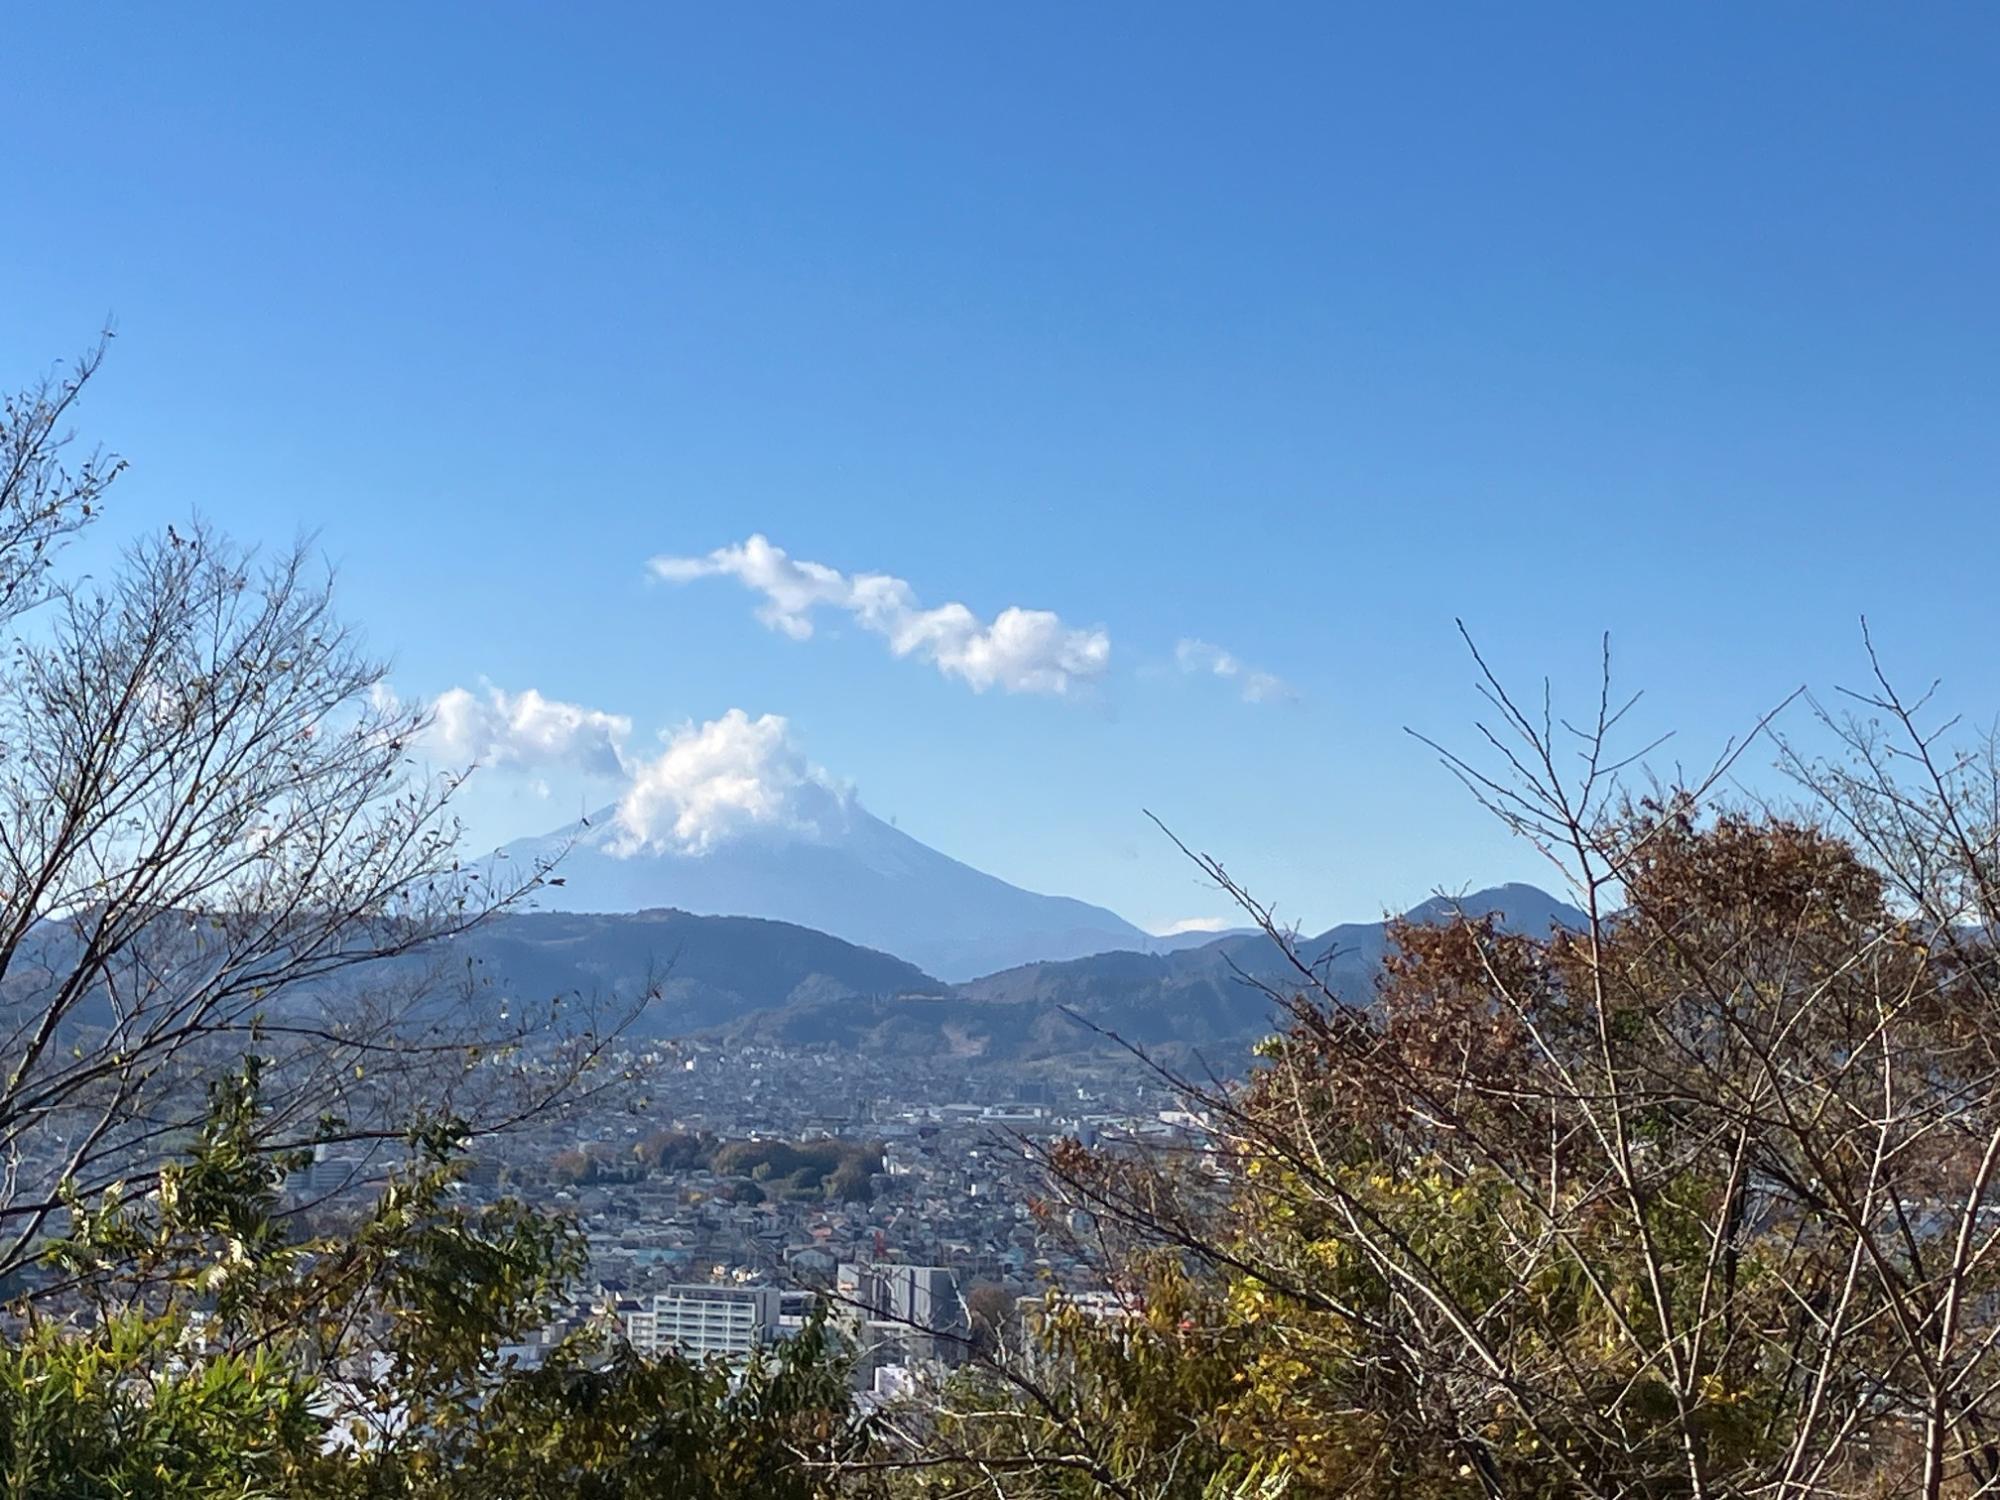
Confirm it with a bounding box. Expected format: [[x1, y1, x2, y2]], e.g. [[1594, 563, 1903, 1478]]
[[287, 1038, 1198, 1390]]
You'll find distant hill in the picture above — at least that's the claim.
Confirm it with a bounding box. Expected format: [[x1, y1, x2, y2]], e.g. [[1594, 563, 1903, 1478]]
[[1, 904, 941, 1045], [4, 883, 1581, 1067], [499, 806, 1160, 981], [420, 884, 1580, 1060], [712, 883, 1587, 1062], [956, 881, 1582, 1006], [440, 908, 940, 1035]]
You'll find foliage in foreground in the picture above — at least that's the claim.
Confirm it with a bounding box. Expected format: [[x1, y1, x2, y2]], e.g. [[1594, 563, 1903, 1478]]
[[894, 660, 2000, 1500], [19, 700, 2000, 1500], [0, 1066, 874, 1500]]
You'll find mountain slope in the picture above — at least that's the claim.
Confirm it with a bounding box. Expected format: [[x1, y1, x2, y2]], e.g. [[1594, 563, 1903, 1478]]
[[393, 907, 939, 1037], [0, 903, 939, 1043], [7, 886, 1580, 1064], [500, 808, 1156, 980], [718, 883, 1588, 1060], [957, 881, 1583, 1004]]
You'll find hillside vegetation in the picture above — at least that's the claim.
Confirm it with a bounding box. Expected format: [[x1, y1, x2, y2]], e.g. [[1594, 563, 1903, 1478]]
[[544, 1131, 884, 1204]]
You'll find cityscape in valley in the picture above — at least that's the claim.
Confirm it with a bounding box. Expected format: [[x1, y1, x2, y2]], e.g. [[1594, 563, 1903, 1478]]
[[257, 828, 1583, 1397]]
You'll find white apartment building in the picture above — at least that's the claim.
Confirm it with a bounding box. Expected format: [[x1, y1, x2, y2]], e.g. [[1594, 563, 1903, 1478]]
[[623, 1284, 783, 1360]]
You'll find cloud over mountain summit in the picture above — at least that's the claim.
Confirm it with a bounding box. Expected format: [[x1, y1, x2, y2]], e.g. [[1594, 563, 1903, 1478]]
[[424, 689, 851, 859], [609, 709, 852, 856]]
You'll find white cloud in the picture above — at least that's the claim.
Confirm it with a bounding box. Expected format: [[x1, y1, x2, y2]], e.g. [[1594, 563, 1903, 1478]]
[[650, 534, 1111, 696], [610, 709, 852, 856], [1175, 638, 1295, 705], [428, 684, 632, 778], [1154, 915, 1235, 936], [420, 682, 854, 855]]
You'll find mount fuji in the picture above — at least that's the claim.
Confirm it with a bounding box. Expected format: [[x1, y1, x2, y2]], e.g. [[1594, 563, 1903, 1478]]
[[497, 804, 1209, 981]]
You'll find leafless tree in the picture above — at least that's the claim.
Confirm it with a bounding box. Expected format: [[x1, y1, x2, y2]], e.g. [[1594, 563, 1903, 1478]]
[[0, 341, 627, 1290]]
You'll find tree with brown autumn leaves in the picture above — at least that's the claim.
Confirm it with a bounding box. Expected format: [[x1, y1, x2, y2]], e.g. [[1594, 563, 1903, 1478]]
[[893, 637, 2000, 1500]]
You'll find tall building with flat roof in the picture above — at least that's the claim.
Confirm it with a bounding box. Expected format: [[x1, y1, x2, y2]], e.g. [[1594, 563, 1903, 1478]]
[[836, 1263, 969, 1372], [881, 1265, 964, 1338], [623, 1284, 782, 1361]]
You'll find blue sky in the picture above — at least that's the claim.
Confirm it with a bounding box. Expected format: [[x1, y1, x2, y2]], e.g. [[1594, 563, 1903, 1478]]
[[7, 5, 2000, 932]]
